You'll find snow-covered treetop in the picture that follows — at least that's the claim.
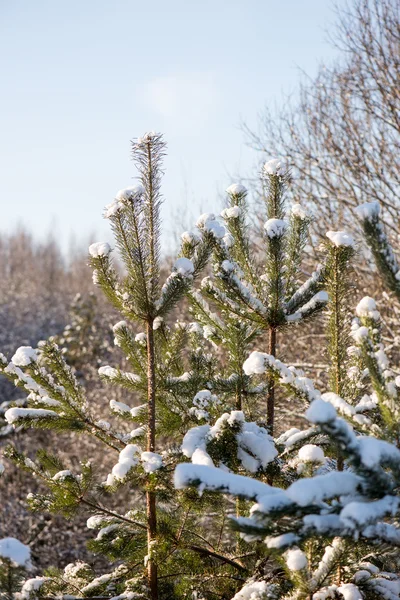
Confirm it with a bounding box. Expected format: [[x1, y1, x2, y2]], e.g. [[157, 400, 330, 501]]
[[226, 183, 247, 196], [263, 158, 287, 176], [355, 296, 380, 321], [326, 231, 355, 248], [88, 242, 111, 258], [264, 218, 287, 239], [355, 201, 380, 221], [291, 203, 308, 220]]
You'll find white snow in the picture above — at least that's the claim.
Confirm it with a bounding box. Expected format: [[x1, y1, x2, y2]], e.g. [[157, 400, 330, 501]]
[[340, 496, 399, 529], [264, 218, 287, 238], [141, 451, 163, 473], [226, 183, 247, 196], [182, 411, 277, 473], [153, 316, 163, 330], [206, 219, 226, 239], [196, 213, 226, 238], [337, 584, 363, 600], [106, 444, 141, 486], [221, 205, 241, 219], [190, 389, 220, 419], [355, 296, 380, 321], [351, 325, 369, 343], [0, 537, 32, 568], [231, 580, 269, 599], [19, 577, 48, 599], [181, 230, 200, 244], [265, 532, 299, 549], [298, 444, 325, 463], [196, 213, 216, 228], [286, 471, 361, 506], [135, 332, 146, 343], [243, 351, 269, 375], [291, 203, 308, 219], [113, 321, 127, 332], [286, 291, 328, 321], [321, 392, 355, 417], [237, 420, 277, 471], [110, 399, 131, 414], [103, 186, 144, 218], [357, 436, 400, 468], [11, 346, 37, 367], [89, 242, 111, 258], [5, 407, 58, 424], [326, 231, 355, 248], [182, 424, 210, 459], [115, 185, 144, 202], [174, 463, 275, 499], [174, 257, 194, 277], [305, 399, 337, 424], [98, 365, 119, 378], [264, 158, 286, 176], [355, 201, 380, 220], [285, 548, 308, 571], [52, 470, 74, 482], [87, 515, 109, 529]]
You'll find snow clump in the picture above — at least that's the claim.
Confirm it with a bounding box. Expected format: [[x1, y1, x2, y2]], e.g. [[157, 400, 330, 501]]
[[221, 206, 241, 219], [89, 242, 111, 258], [226, 183, 247, 196], [356, 297, 380, 321], [264, 159, 286, 176], [264, 219, 287, 238], [298, 444, 325, 463], [11, 346, 37, 366], [285, 548, 308, 571], [174, 257, 195, 277], [291, 203, 308, 219], [326, 231, 355, 247], [355, 201, 380, 221]]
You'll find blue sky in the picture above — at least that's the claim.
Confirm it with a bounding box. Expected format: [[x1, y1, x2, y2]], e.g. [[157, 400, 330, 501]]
[[0, 0, 345, 255]]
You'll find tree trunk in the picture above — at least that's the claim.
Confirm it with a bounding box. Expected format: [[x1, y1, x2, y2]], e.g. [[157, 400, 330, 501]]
[[146, 319, 158, 600], [267, 327, 277, 435]]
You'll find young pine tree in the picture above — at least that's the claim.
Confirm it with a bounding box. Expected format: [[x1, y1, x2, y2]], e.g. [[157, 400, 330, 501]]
[[0, 133, 218, 600], [175, 227, 400, 599], [188, 163, 329, 435]]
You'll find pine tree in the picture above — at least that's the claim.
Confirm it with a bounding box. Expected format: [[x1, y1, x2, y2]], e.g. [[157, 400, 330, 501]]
[[175, 227, 400, 599], [190, 162, 329, 436], [0, 133, 218, 599]]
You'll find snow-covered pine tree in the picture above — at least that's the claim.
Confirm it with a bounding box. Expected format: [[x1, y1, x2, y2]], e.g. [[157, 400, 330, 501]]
[[155, 167, 333, 597], [0, 133, 221, 599], [175, 229, 400, 599], [355, 201, 400, 300], [189, 163, 329, 435]]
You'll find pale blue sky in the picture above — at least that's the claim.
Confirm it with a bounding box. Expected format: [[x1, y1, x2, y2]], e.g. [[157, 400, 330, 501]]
[[0, 0, 344, 255]]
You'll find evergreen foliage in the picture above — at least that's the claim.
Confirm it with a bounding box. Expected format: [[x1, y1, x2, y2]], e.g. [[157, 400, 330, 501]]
[[1, 138, 400, 600]]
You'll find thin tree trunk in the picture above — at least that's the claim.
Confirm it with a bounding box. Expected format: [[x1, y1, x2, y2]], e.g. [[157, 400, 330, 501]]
[[332, 251, 344, 473], [146, 319, 158, 600], [267, 327, 277, 435]]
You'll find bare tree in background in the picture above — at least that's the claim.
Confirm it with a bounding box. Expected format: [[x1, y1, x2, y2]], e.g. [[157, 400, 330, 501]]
[[245, 0, 400, 237]]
